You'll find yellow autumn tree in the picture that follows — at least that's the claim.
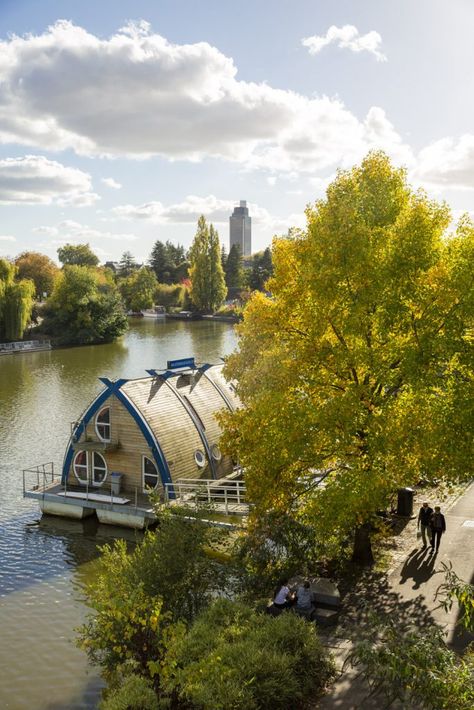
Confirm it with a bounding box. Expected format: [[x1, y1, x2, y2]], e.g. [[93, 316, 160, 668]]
[[221, 153, 474, 563]]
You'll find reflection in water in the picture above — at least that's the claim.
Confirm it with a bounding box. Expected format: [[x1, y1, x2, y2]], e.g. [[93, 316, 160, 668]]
[[0, 319, 237, 709]]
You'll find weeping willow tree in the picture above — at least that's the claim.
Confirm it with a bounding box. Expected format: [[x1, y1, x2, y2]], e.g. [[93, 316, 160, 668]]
[[0, 259, 35, 341]]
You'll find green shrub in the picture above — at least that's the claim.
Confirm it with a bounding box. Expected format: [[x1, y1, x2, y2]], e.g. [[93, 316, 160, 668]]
[[155, 283, 188, 309], [347, 615, 474, 709], [162, 598, 335, 710], [100, 674, 160, 710], [77, 512, 229, 680], [215, 304, 242, 318], [77, 561, 166, 677]]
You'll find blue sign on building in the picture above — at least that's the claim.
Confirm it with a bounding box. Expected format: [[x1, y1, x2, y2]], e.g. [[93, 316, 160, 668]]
[[166, 357, 196, 370]]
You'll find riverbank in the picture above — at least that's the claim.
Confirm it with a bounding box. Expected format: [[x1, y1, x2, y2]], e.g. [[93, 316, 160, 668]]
[[202, 313, 241, 323], [0, 338, 51, 355]]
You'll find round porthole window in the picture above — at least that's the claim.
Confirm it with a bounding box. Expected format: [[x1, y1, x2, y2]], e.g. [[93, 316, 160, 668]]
[[211, 444, 222, 461], [194, 449, 206, 467]]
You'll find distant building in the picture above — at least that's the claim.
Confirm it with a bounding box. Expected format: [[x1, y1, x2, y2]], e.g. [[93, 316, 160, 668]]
[[229, 200, 252, 257]]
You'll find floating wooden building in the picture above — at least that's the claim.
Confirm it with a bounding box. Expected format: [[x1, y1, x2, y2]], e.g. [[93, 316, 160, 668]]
[[23, 360, 244, 528]]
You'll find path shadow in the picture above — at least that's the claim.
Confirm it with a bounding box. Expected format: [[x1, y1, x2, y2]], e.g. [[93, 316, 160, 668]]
[[318, 571, 441, 709], [398, 546, 439, 589], [332, 569, 439, 642]]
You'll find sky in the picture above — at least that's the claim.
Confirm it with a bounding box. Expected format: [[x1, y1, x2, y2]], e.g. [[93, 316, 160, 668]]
[[1, 0, 474, 264]]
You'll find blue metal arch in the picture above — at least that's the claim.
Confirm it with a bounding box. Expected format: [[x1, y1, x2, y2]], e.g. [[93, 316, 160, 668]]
[[61, 378, 173, 493], [61, 379, 127, 485]]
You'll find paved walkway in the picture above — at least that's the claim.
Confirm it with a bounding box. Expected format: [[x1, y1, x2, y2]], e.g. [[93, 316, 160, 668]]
[[316, 482, 474, 709]]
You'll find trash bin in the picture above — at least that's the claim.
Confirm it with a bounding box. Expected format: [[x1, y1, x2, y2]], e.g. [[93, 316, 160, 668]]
[[397, 487, 414, 516], [111, 472, 122, 496]]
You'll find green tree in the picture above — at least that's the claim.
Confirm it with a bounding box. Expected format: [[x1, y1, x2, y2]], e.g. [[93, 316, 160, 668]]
[[57, 242, 99, 267], [164, 240, 186, 265], [42, 265, 127, 345], [149, 240, 169, 282], [225, 244, 244, 289], [120, 268, 158, 312], [221, 244, 227, 272], [149, 240, 187, 283], [118, 251, 138, 278], [15, 251, 59, 298], [173, 260, 190, 283], [221, 153, 474, 563], [248, 247, 273, 291], [0, 259, 35, 340], [189, 216, 226, 312]]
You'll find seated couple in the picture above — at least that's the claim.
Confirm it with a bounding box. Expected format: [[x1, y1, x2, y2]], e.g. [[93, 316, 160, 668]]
[[273, 578, 315, 619]]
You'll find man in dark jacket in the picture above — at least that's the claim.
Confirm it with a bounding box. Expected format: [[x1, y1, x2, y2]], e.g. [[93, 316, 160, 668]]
[[430, 506, 446, 552], [417, 502, 433, 548]]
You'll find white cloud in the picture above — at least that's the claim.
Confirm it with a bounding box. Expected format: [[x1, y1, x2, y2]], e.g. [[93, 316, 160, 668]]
[[59, 191, 100, 206], [111, 193, 304, 234], [0, 21, 404, 173], [34, 219, 138, 246], [112, 195, 267, 225], [302, 25, 387, 62], [413, 135, 474, 190], [0, 155, 99, 205], [0, 234, 16, 241], [112, 200, 165, 222], [101, 177, 122, 190], [33, 225, 59, 236]]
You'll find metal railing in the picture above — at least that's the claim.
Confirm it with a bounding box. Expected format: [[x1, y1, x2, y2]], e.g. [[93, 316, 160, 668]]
[[0, 340, 51, 352], [22, 467, 248, 516], [22, 463, 144, 511], [163, 478, 248, 514], [22, 462, 56, 494]]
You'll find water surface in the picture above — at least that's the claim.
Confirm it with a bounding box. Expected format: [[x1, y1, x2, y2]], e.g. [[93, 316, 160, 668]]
[[0, 319, 237, 709]]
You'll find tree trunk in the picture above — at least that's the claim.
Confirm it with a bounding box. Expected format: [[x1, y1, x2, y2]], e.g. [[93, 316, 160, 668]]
[[352, 523, 374, 566]]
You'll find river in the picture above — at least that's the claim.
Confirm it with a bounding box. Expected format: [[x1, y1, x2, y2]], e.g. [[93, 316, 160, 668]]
[[0, 318, 237, 709]]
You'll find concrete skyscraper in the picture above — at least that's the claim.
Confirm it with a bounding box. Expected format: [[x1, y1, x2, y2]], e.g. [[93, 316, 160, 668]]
[[229, 200, 252, 256]]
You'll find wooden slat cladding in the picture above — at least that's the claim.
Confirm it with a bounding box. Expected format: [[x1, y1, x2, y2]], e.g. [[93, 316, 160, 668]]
[[104, 396, 151, 490], [122, 378, 207, 481], [203, 368, 239, 411]]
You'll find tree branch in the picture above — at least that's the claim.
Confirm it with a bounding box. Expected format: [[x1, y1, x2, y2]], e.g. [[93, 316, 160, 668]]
[[328, 317, 360, 385]]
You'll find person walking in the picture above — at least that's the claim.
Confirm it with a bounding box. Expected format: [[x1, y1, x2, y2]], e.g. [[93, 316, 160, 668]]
[[430, 506, 446, 553], [417, 501, 433, 548]]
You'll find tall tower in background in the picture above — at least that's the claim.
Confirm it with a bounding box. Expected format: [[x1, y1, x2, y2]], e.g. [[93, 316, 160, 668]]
[[229, 200, 252, 256]]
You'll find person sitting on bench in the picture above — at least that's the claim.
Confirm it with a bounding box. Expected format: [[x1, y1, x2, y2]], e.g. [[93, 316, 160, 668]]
[[295, 580, 315, 619], [273, 578, 296, 609]]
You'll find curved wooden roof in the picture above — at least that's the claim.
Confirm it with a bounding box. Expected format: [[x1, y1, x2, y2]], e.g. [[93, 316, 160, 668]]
[[122, 365, 238, 481], [62, 364, 239, 485]]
